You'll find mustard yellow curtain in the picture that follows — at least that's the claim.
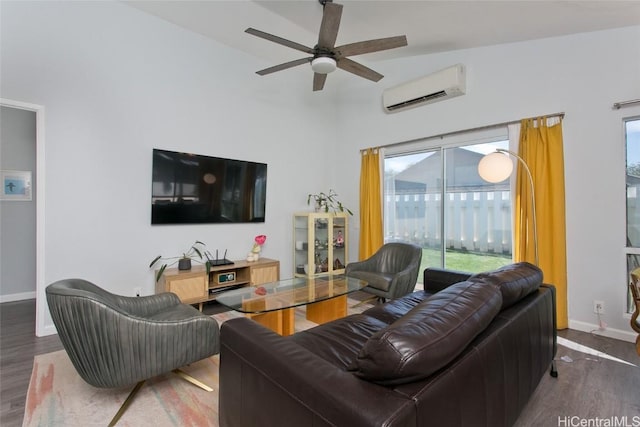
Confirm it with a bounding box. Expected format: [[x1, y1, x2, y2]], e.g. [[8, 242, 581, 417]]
[[359, 148, 383, 260], [516, 117, 568, 329]]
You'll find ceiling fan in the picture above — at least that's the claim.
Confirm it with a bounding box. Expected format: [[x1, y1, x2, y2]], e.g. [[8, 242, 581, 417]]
[[245, 0, 408, 91]]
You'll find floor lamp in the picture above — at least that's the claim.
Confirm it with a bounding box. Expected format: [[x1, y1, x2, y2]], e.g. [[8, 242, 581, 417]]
[[477, 149, 539, 266]]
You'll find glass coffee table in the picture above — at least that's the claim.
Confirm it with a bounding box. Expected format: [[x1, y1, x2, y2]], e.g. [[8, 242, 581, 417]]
[[216, 274, 367, 336]]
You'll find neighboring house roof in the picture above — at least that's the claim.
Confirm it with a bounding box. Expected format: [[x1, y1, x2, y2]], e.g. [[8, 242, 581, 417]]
[[627, 174, 640, 186], [388, 148, 510, 193]]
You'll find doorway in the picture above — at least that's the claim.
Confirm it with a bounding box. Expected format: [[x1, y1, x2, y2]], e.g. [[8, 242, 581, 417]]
[[0, 99, 46, 336]]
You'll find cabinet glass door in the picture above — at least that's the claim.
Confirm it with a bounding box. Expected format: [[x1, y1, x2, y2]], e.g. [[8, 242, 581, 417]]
[[332, 216, 346, 273], [294, 215, 310, 276], [313, 216, 330, 273]]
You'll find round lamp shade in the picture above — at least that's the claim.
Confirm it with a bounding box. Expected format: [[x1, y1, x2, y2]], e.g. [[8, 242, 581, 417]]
[[478, 152, 513, 183], [311, 57, 337, 74]]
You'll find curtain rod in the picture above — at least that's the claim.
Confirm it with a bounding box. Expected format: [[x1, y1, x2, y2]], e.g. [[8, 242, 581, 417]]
[[613, 99, 640, 110], [376, 112, 565, 151]]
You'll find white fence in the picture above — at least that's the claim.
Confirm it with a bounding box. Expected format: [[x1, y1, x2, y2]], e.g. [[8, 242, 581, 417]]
[[384, 190, 513, 255]]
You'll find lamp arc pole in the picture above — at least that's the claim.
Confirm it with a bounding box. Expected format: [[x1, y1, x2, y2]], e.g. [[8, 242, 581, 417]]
[[479, 149, 538, 266]]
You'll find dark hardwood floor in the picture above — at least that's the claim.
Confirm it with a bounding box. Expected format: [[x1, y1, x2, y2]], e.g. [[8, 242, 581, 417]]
[[515, 328, 640, 426], [1, 300, 62, 426], [1, 298, 639, 426]]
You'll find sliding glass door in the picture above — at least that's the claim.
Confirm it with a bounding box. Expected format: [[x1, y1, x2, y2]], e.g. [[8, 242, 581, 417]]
[[384, 134, 513, 279], [625, 117, 640, 313]]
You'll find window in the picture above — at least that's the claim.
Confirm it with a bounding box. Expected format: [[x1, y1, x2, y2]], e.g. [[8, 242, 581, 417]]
[[625, 117, 640, 313], [384, 129, 513, 281]]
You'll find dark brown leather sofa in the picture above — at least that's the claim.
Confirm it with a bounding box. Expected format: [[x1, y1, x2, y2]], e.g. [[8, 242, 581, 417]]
[[219, 262, 557, 427]]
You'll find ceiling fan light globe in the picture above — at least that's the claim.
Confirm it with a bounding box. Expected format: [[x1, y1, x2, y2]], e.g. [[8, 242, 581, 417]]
[[311, 57, 337, 74]]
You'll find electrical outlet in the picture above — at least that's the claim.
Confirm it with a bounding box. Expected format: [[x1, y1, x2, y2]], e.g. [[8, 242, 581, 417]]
[[134, 287, 142, 297], [593, 300, 605, 314]]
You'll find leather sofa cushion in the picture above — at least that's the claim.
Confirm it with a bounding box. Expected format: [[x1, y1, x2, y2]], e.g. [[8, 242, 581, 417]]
[[350, 279, 502, 385], [289, 314, 388, 369], [362, 291, 430, 325], [470, 262, 542, 310]]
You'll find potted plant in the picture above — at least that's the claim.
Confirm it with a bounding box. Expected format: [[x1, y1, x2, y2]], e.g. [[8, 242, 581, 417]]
[[149, 240, 211, 283], [307, 189, 353, 215]]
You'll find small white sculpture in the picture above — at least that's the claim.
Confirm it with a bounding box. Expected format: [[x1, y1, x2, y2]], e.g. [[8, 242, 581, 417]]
[[246, 235, 266, 262]]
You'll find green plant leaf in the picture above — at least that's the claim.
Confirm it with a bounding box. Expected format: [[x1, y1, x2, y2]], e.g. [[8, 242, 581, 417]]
[[149, 255, 162, 268], [155, 264, 167, 283], [192, 247, 203, 259], [205, 260, 211, 275]]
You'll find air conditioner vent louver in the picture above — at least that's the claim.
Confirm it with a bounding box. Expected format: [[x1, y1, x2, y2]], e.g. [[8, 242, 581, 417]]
[[382, 64, 466, 113], [386, 91, 447, 111]]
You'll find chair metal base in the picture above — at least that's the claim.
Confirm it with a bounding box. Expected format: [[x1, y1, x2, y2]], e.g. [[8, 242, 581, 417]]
[[109, 381, 145, 427], [172, 368, 214, 392], [108, 369, 213, 426]]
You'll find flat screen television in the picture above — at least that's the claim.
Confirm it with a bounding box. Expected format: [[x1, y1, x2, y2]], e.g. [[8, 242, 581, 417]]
[[151, 149, 267, 224]]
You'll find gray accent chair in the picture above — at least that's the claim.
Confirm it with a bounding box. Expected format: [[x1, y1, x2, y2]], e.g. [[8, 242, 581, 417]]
[[345, 242, 422, 302], [46, 278, 220, 426]]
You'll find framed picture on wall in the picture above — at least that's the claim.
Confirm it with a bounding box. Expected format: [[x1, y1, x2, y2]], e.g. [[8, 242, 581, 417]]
[[1, 170, 32, 201]]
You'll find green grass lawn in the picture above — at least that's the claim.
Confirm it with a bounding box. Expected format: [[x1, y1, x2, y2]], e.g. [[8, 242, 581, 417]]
[[418, 248, 511, 282]]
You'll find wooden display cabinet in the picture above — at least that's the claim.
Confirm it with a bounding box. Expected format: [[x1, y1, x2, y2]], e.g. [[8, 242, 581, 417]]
[[156, 258, 279, 310], [293, 212, 348, 277]]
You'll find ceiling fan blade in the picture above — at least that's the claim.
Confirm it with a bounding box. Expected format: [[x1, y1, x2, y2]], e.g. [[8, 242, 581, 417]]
[[256, 58, 312, 76], [335, 35, 408, 58], [313, 73, 327, 91], [245, 28, 314, 54], [336, 58, 383, 82], [317, 2, 343, 49]]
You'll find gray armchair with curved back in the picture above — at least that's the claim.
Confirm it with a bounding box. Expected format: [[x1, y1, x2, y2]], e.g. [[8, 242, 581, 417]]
[[46, 278, 220, 426], [345, 242, 422, 302]]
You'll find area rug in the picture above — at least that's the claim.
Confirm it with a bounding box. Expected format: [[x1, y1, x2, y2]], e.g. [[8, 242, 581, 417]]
[[23, 299, 370, 426]]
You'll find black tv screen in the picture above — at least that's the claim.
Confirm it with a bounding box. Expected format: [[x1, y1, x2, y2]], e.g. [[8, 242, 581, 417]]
[[151, 149, 267, 224]]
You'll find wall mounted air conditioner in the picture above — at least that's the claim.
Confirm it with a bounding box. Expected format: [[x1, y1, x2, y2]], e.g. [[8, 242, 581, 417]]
[[382, 64, 466, 113]]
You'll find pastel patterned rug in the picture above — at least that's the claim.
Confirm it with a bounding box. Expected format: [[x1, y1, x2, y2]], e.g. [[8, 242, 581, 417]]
[[24, 299, 371, 426], [23, 350, 219, 427]]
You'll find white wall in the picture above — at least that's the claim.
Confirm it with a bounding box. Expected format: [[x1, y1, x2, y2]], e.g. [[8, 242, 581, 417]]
[[0, 1, 340, 335], [3, 0, 639, 341], [334, 26, 640, 341]]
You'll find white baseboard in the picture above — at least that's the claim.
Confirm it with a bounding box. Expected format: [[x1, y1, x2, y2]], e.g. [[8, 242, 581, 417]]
[[37, 323, 58, 337], [569, 319, 636, 343], [0, 291, 36, 303]]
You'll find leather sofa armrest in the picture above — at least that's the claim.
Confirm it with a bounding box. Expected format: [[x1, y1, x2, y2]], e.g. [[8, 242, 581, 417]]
[[423, 267, 472, 293], [219, 318, 415, 427]]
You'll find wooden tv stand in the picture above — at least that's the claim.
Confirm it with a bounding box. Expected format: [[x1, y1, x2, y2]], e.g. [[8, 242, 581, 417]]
[[155, 258, 280, 311]]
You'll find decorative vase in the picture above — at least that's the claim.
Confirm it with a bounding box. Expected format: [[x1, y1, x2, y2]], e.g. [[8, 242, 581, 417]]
[[178, 258, 191, 270]]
